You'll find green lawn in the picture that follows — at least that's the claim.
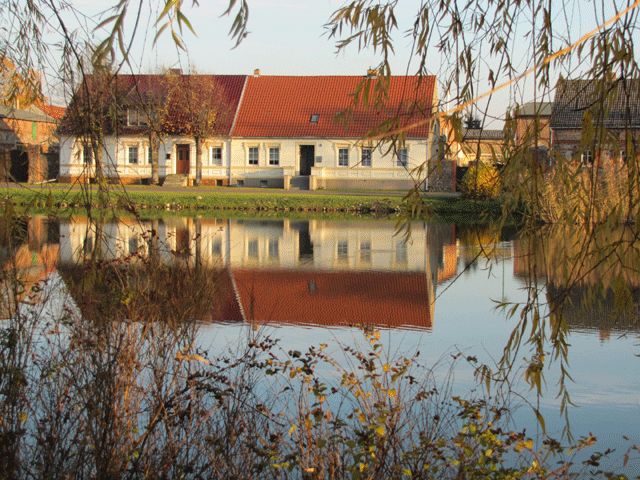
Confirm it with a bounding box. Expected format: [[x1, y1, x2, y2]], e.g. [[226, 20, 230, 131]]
[[0, 185, 501, 219]]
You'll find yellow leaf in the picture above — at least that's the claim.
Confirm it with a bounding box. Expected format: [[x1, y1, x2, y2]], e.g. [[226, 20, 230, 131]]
[[288, 424, 297, 436], [375, 425, 386, 437], [387, 389, 397, 398], [18, 412, 28, 424], [383, 363, 390, 372], [303, 467, 315, 473], [358, 463, 367, 472]]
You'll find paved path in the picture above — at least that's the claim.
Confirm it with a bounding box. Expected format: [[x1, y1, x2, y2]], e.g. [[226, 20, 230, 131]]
[[1, 181, 462, 199]]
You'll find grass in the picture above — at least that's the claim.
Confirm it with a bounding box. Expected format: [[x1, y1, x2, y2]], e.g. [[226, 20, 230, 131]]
[[0, 185, 501, 219]]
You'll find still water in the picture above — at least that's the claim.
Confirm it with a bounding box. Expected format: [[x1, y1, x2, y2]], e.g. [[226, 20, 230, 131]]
[[5, 214, 640, 462]]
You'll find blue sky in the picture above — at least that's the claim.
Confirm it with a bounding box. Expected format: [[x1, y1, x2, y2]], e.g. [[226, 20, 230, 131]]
[[43, 1, 639, 127]]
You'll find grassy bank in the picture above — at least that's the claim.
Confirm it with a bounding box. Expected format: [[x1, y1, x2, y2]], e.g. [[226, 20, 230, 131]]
[[0, 186, 501, 219]]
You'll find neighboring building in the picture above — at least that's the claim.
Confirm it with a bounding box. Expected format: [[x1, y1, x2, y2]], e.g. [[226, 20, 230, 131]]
[[550, 78, 640, 164], [58, 71, 452, 191], [0, 104, 62, 182], [450, 118, 505, 166], [513, 101, 552, 150]]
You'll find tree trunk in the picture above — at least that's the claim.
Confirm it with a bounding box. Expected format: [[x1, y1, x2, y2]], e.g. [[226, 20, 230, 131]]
[[195, 136, 202, 186], [150, 131, 159, 185]]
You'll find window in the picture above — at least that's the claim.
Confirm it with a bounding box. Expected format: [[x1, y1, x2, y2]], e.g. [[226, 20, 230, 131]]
[[128, 146, 139, 164], [269, 146, 280, 166], [248, 238, 259, 258], [396, 240, 407, 264], [360, 240, 371, 262], [268, 238, 279, 259], [338, 148, 349, 167], [211, 146, 223, 165], [310, 114, 320, 124], [212, 237, 222, 257], [581, 149, 593, 166], [248, 146, 259, 165], [396, 148, 408, 167], [361, 147, 372, 167], [82, 144, 93, 164], [129, 236, 138, 255], [127, 108, 148, 127], [337, 240, 348, 259]]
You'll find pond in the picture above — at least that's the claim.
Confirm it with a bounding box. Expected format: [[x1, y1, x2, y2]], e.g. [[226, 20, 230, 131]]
[[1, 213, 639, 476]]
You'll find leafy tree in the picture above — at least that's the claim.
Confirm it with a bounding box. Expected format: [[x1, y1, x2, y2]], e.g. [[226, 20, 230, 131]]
[[164, 72, 230, 186]]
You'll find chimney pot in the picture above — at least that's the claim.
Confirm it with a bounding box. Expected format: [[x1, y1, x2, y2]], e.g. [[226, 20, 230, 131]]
[[253, 68, 261, 77]]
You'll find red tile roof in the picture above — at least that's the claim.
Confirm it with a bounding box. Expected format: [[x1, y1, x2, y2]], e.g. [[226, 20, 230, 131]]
[[232, 75, 436, 139], [119, 74, 246, 135], [229, 269, 432, 330], [38, 103, 66, 121], [60, 74, 247, 136]]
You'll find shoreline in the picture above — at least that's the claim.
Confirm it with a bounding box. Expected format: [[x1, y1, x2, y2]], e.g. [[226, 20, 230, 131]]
[[0, 185, 501, 219]]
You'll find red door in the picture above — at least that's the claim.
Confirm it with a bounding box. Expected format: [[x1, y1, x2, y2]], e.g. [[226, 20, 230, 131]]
[[176, 145, 190, 174]]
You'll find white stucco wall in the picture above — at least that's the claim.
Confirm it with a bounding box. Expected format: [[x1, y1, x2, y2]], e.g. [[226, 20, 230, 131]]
[[60, 133, 433, 185]]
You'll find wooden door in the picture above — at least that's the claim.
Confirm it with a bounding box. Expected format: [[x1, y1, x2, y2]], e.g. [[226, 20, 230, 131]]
[[176, 144, 190, 174]]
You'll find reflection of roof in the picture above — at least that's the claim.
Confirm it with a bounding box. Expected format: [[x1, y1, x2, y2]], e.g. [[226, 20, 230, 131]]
[[232, 75, 435, 138], [229, 269, 432, 330], [551, 78, 640, 129], [462, 128, 504, 141]]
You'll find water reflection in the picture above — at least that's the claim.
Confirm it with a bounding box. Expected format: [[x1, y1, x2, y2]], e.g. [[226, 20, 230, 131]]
[[53, 216, 467, 330], [5, 215, 640, 339]]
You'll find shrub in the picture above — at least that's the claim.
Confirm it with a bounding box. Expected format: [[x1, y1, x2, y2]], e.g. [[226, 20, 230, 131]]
[[460, 163, 501, 199]]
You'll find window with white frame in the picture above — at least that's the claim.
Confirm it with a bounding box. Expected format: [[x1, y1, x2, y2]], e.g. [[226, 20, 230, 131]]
[[269, 146, 280, 166], [82, 144, 93, 164], [128, 146, 139, 164], [338, 147, 349, 167], [361, 147, 372, 167], [268, 238, 279, 258], [581, 149, 593, 166], [396, 148, 408, 167], [248, 146, 259, 165], [211, 146, 223, 165]]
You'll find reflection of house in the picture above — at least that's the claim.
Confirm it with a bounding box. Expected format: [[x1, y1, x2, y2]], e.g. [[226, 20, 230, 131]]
[[550, 79, 640, 164], [58, 71, 453, 191], [512, 235, 640, 339], [55, 216, 462, 329], [228, 270, 432, 329]]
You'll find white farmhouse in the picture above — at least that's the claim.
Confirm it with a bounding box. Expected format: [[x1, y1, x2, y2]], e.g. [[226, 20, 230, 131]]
[[58, 71, 449, 191]]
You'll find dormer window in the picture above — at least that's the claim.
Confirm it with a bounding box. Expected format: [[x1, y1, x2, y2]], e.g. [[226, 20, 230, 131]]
[[127, 108, 148, 127], [310, 114, 320, 124]]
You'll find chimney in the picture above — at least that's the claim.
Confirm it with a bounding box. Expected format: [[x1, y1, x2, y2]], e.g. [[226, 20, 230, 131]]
[[366, 68, 378, 78], [169, 68, 182, 75], [253, 68, 261, 77]]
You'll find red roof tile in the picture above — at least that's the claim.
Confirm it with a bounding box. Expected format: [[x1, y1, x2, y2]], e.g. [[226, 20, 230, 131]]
[[229, 269, 432, 330], [232, 75, 436, 139], [118, 74, 247, 135], [38, 103, 66, 121]]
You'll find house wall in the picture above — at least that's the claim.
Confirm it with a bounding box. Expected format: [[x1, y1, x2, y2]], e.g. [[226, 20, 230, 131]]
[[59, 135, 232, 184], [229, 137, 430, 190], [515, 115, 551, 149], [58, 132, 459, 192]]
